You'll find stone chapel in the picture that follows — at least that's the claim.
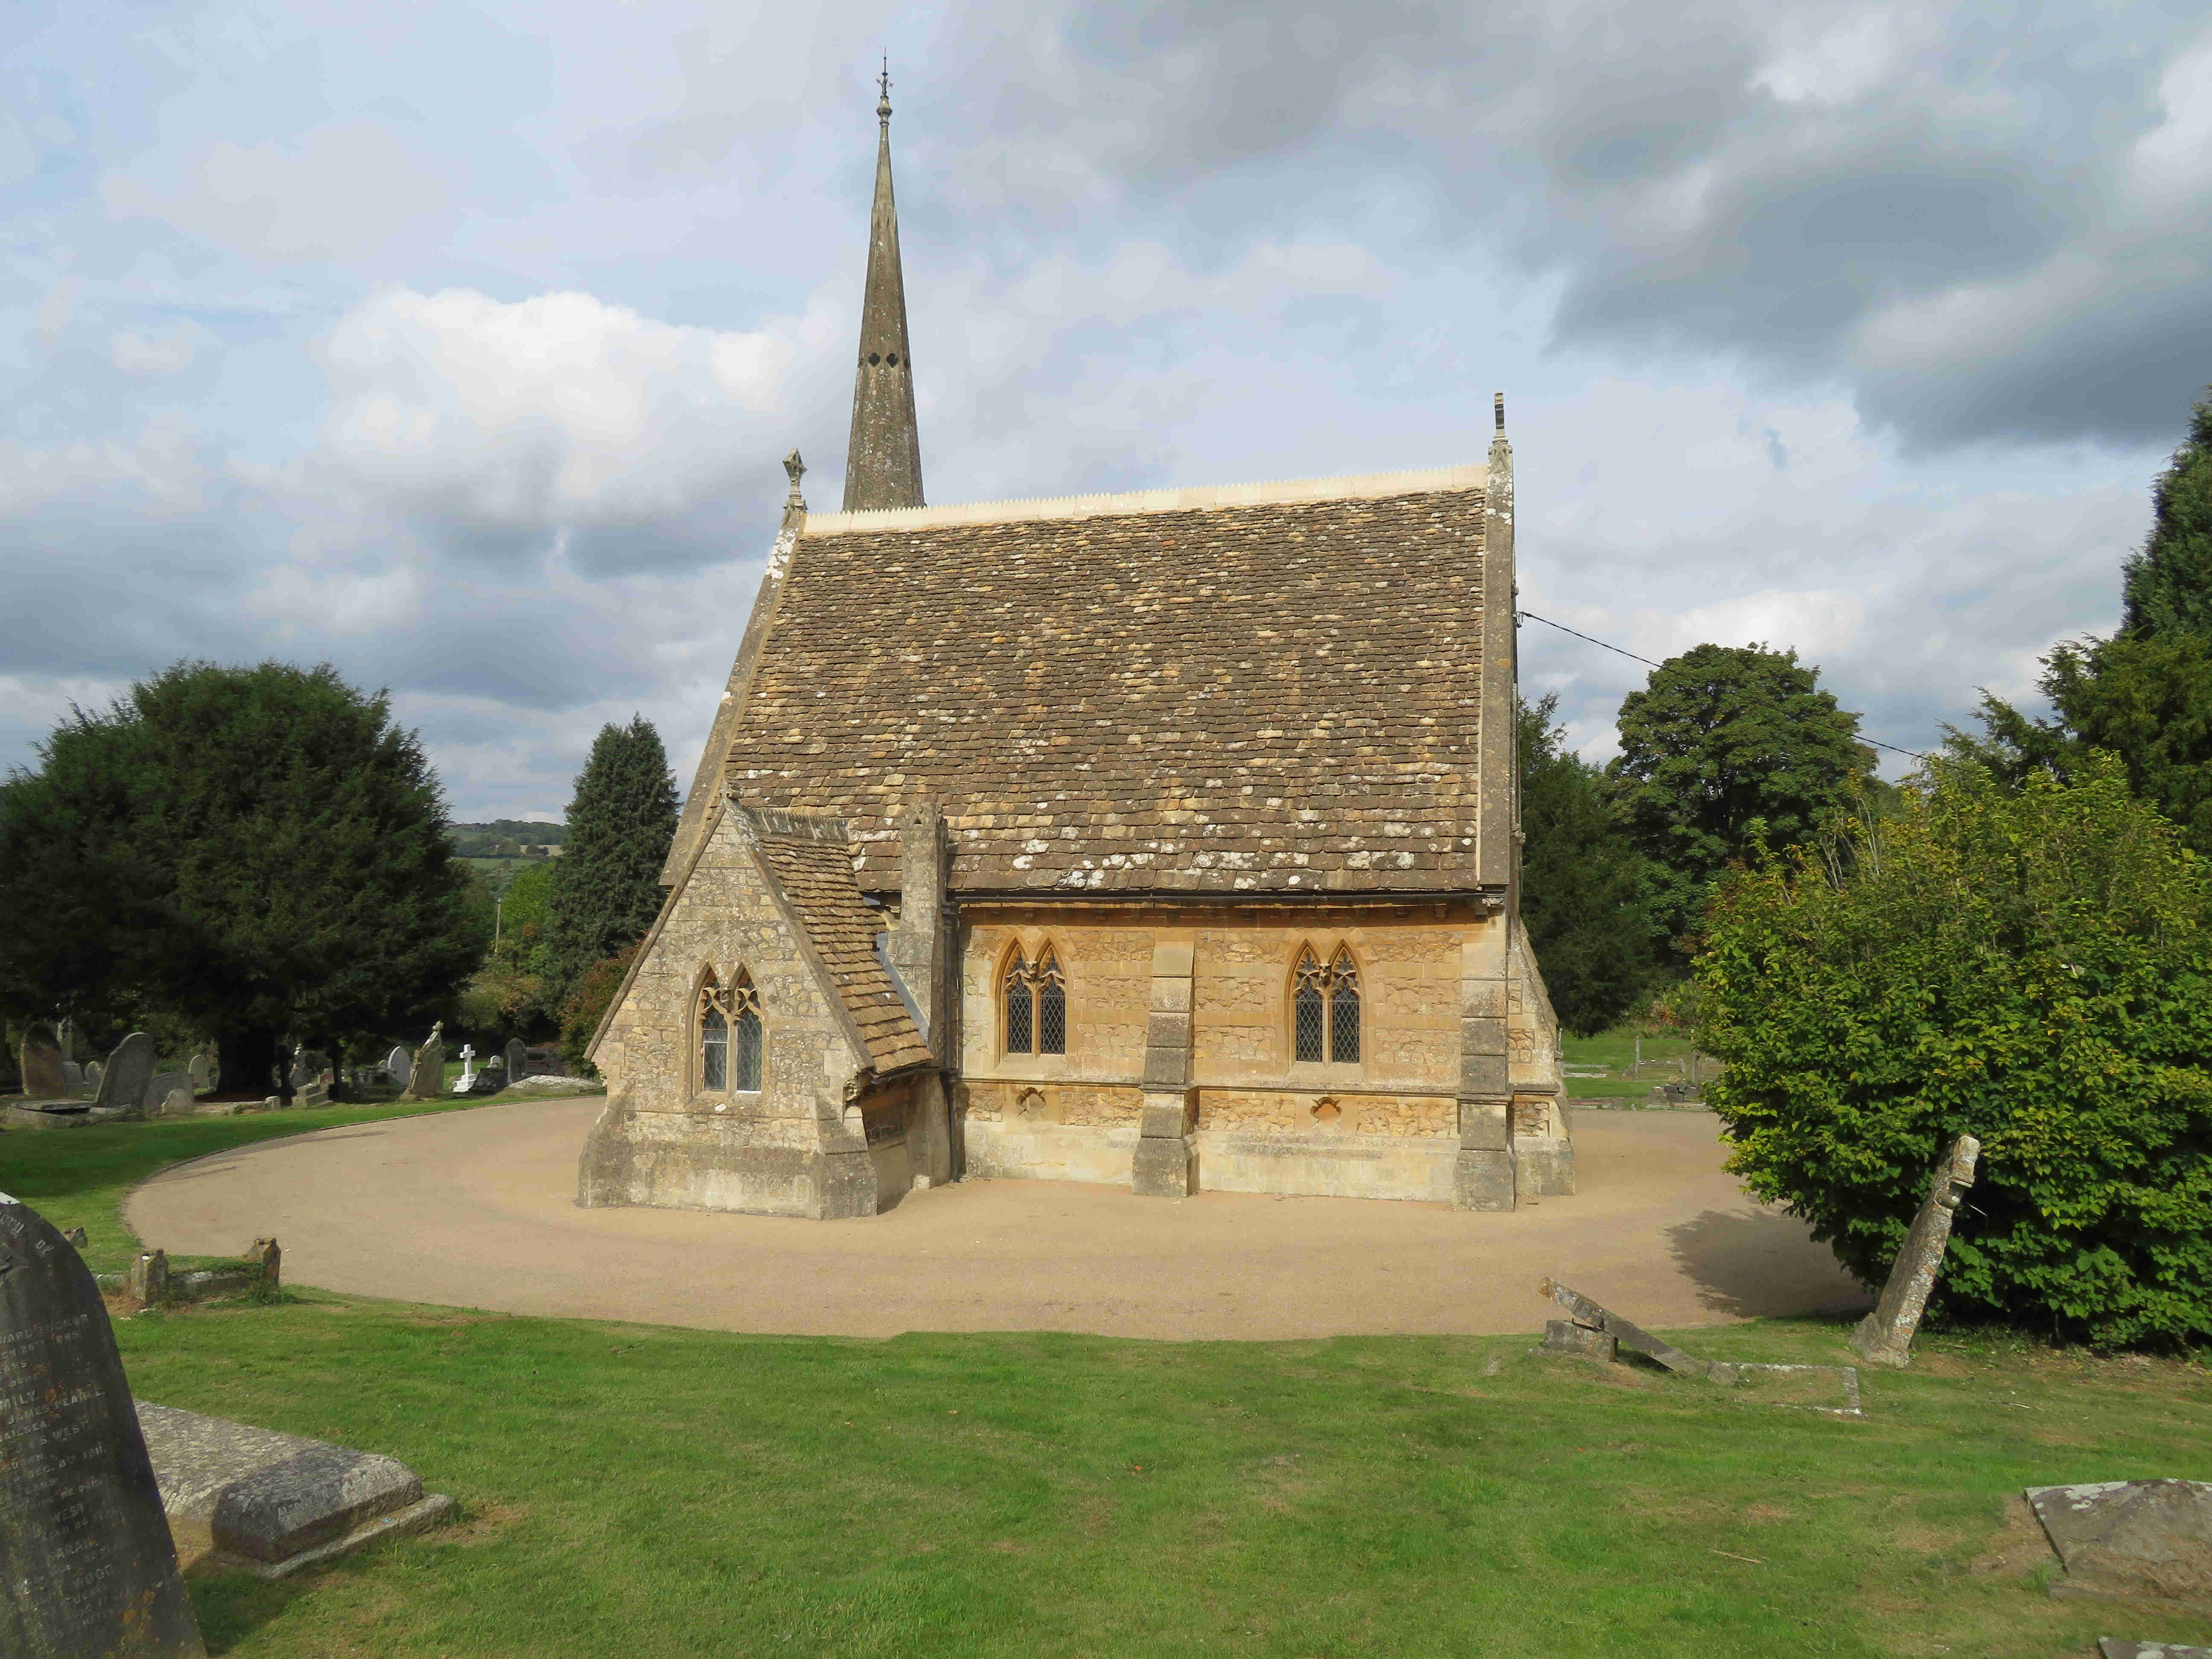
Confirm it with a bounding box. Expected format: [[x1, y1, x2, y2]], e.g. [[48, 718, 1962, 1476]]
[[577, 77, 1572, 1220]]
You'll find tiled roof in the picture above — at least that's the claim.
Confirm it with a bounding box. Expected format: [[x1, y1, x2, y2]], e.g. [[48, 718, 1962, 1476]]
[[751, 818, 931, 1073], [718, 472, 1500, 894]]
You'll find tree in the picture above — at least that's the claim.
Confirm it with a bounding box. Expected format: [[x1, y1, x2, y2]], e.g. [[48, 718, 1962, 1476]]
[[1607, 643, 1872, 950], [559, 942, 639, 1076], [0, 661, 480, 1098], [545, 717, 678, 1005], [1696, 757, 2212, 1348], [1516, 696, 1655, 1034], [1954, 392, 2212, 856], [2121, 390, 2212, 637], [465, 861, 558, 1035]]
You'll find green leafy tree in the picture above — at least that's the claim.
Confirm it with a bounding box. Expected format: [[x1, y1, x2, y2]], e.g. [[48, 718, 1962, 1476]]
[[559, 943, 639, 1075], [1697, 757, 2212, 1348], [545, 717, 678, 1005], [1955, 393, 2212, 855], [1516, 696, 1656, 1034], [1607, 643, 1872, 950], [467, 861, 558, 1035], [0, 661, 480, 1098]]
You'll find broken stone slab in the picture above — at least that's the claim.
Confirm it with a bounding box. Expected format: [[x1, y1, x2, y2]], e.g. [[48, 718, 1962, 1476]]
[[1540, 1278, 1722, 1378], [6, 1101, 93, 1129], [2100, 1642, 2212, 1657], [512, 1074, 601, 1095], [135, 1402, 453, 1578], [1537, 1279, 1864, 1415], [2027, 1480, 2212, 1604], [1538, 1318, 1617, 1362], [1851, 1133, 1980, 1369]]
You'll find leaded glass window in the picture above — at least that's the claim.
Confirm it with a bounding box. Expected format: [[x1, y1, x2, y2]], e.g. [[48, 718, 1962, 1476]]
[[1004, 946, 1067, 1057], [699, 975, 730, 1091], [1004, 955, 1033, 1054], [1293, 946, 1360, 1064], [1329, 950, 1360, 1063], [731, 972, 763, 1091], [1294, 950, 1327, 1062], [1036, 949, 1065, 1055], [700, 970, 764, 1094]]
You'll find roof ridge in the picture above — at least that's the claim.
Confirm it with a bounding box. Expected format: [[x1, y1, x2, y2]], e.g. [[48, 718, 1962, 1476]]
[[803, 462, 1486, 538]]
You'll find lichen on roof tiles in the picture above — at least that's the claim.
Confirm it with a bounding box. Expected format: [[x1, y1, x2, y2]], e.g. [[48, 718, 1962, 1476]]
[[722, 483, 1492, 895]]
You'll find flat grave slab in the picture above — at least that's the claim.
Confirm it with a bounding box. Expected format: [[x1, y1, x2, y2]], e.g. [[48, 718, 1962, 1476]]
[[2029, 1479, 2212, 1604], [2100, 1642, 2212, 1657], [136, 1402, 452, 1579]]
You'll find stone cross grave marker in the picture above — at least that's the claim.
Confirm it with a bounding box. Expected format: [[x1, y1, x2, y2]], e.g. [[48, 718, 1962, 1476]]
[[0, 1193, 207, 1656], [93, 1032, 156, 1117], [453, 1044, 476, 1094], [19, 1026, 67, 1098], [1850, 1133, 1980, 1368]]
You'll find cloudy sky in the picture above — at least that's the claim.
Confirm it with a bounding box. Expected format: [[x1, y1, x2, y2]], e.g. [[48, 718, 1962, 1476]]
[[5, 1, 2208, 818]]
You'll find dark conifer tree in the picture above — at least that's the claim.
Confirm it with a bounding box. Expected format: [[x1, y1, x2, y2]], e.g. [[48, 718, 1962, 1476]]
[[0, 661, 478, 1097], [545, 716, 679, 1006], [1956, 390, 2212, 854], [1516, 696, 1657, 1034]]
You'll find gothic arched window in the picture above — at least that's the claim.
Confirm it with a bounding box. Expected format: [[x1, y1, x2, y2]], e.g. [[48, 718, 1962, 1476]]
[[731, 971, 764, 1091], [700, 969, 765, 1093], [699, 973, 729, 1091], [1003, 946, 1067, 1057], [1293, 947, 1361, 1064]]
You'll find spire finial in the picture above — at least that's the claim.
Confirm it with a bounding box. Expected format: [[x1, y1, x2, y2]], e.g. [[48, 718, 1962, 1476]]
[[1494, 391, 1505, 434], [783, 448, 806, 507], [877, 57, 891, 121]]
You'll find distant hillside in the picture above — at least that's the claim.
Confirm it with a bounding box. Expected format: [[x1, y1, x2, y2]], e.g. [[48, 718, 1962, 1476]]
[[452, 819, 568, 859]]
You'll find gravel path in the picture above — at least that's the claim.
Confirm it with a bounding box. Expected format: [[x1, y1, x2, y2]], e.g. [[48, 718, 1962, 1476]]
[[125, 1100, 1866, 1340]]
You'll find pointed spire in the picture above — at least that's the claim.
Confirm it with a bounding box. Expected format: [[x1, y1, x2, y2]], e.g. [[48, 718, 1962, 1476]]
[[843, 62, 925, 511]]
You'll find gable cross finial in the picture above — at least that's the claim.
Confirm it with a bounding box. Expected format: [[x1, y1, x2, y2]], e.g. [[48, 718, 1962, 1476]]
[[783, 448, 806, 507], [877, 57, 891, 121]]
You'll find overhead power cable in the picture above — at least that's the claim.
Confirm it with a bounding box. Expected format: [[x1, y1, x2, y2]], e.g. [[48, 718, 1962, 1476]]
[[1516, 608, 1930, 762]]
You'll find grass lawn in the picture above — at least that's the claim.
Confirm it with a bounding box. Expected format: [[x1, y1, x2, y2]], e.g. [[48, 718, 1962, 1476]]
[[115, 1299, 2212, 1658], [0, 1089, 591, 1275], [9, 1086, 2210, 1656]]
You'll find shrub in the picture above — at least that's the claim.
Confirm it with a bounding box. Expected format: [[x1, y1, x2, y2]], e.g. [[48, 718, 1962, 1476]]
[[558, 943, 640, 1078], [1696, 757, 2212, 1348]]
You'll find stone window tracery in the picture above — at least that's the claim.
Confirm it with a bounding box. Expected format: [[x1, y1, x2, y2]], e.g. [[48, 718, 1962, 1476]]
[[1003, 946, 1066, 1057], [699, 969, 763, 1094], [1293, 947, 1361, 1065]]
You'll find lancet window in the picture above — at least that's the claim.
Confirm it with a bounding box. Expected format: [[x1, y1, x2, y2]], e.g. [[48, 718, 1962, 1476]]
[[1292, 947, 1361, 1065], [1002, 946, 1066, 1057], [699, 969, 764, 1093]]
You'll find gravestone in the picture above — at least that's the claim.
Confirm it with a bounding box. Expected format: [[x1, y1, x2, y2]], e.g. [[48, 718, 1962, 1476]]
[[19, 1026, 67, 1098], [84, 1060, 103, 1089], [1851, 1134, 1980, 1368], [406, 1024, 445, 1101], [2029, 1479, 2212, 1603], [61, 1061, 84, 1092], [506, 1038, 529, 1084], [92, 1033, 156, 1118], [0, 1193, 207, 1656], [55, 1017, 75, 1062], [452, 1043, 477, 1094], [384, 1045, 411, 1080], [187, 1051, 212, 1092], [146, 1071, 192, 1117]]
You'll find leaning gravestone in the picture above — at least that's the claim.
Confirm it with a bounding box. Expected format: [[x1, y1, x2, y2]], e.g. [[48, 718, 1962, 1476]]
[[19, 1026, 67, 1098], [506, 1038, 529, 1084], [406, 1025, 445, 1101], [384, 1045, 411, 1083], [1851, 1133, 1980, 1368], [92, 1032, 157, 1118], [0, 1193, 207, 1656]]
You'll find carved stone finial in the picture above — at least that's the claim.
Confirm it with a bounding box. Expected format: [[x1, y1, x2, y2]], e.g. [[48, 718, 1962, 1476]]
[[877, 57, 891, 121], [783, 448, 806, 506], [1494, 390, 1505, 433]]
